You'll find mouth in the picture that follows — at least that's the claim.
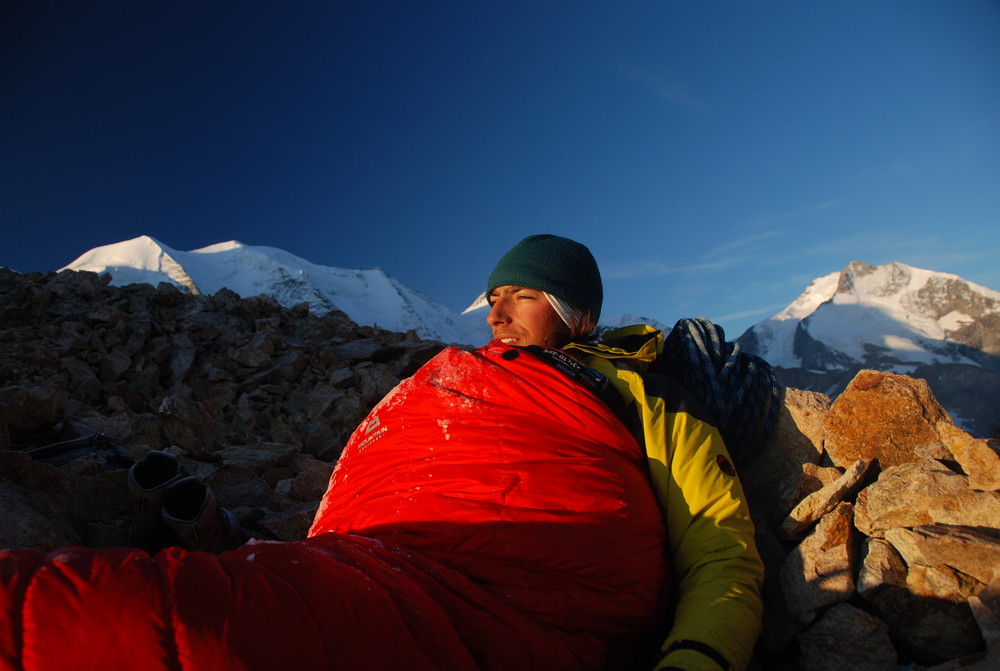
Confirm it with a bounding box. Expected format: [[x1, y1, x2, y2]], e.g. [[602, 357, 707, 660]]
[[494, 331, 520, 345]]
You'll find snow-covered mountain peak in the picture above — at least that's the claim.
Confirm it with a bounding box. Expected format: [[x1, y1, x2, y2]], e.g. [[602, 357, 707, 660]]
[[738, 260, 1000, 436], [828, 261, 1000, 340], [773, 270, 840, 322], [66, 235, 199, 293], [63, 236, 489, 345], [190, 240, 244, 254], [739, 261, 1000, 372], [835, 260, 914, 298]]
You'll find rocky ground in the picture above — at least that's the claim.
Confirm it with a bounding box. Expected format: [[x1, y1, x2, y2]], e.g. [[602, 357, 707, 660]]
[[1, 268, 998, 670], [744, 374, 1000, 670]]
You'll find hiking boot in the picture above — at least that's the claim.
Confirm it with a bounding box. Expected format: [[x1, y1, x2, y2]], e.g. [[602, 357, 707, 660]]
[[127, 450, 187, 553], [161, 477, 247, 554]]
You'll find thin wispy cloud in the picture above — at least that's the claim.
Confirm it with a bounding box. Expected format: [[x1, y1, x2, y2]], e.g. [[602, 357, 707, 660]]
[[602, 259, 675, 280], [620, 63, 709, 114], [746, 201, 840, 227], [744, 231, 997, 287], [605, 229, 780, 282], [696, 203, 840, 271], [717, 302, 789, 324], [793, 232, 941, 262], [602, 256, 741, 280], [704, 229, 786, 259]]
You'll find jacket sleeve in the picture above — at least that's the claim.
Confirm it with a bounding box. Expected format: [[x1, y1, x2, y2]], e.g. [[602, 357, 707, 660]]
[[589, 359, 764, 671], [652, 403, 763, 671]]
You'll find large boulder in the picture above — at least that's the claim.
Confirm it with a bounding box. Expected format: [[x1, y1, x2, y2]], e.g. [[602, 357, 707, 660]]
[[823, 370, 951, 469]]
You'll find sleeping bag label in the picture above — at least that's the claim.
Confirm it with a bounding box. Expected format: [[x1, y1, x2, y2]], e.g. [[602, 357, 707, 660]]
[[358, 414, 387, 450]]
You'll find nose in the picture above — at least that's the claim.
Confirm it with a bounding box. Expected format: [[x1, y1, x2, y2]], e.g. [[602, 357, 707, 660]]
[[487, 298, 510, 325]]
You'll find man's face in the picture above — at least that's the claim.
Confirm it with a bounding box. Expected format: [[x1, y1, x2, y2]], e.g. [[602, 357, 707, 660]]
[[487, 285, 568, 348]]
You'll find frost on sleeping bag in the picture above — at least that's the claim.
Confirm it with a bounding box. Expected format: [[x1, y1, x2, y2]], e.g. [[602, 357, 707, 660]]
[[0, 343, 666, 671]]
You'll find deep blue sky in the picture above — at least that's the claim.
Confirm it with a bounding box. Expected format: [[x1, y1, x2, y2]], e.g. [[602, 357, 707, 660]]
[[3, 1, 999, 337]]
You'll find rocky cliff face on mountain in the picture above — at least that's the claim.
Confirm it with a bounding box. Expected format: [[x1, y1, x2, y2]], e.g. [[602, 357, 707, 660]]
[[1, 268, 998, 670], [738, 261, 1000, 438]]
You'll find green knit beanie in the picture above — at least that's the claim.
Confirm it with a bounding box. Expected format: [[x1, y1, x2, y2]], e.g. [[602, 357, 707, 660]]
[[487, 234, 603, 320]]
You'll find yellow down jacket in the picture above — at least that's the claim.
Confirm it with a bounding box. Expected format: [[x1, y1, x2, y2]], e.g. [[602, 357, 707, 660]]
[[567, 325, 764, 671]]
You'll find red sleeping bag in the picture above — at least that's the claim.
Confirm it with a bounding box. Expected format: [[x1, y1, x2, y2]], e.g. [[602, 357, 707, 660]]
[[0, 343, 666, 670]]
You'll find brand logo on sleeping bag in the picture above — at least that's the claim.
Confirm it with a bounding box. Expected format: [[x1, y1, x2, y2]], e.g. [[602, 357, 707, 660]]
[[716, 454, 736, 477], [357, 414, 388, 450]]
